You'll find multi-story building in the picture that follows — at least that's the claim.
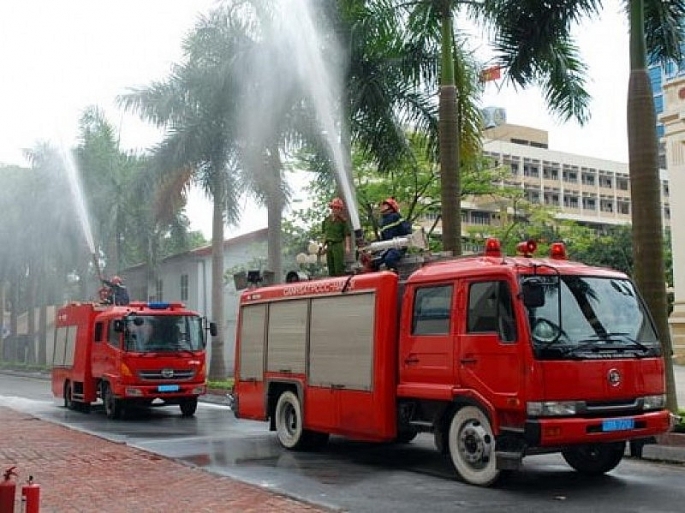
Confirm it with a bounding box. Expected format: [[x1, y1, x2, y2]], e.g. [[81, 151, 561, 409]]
[[462, 121, 671, 234]]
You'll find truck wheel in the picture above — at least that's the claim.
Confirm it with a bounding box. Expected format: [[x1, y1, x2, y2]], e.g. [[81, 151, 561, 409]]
[[562, 442, 625, 475], [180, 398, 198, 417], [275, 391, 307, 450], [447, 406, 500, 486], [102, 382, 122, 420], [64, 382, 74, 410]]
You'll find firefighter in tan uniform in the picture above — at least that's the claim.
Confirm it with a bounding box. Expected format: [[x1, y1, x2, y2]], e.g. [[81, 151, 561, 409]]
[[321, 197, 351, 276]]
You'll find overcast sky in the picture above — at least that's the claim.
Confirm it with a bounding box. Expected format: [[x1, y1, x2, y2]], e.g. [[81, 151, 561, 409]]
[[0, 0, 630, 239]]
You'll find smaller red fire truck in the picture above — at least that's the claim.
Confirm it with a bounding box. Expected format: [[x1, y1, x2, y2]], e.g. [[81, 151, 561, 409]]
[[52, 301, 215, 419], [231, 238, 675, 486]]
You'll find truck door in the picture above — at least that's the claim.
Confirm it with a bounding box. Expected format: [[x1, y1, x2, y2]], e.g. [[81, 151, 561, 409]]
[[458, 279, 523, 409], [400, 283, 455, 387]]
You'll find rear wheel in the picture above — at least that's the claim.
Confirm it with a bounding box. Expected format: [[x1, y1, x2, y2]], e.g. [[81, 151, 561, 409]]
[[447, 406, 500, 486], [275, 391, 306, 449], [562, 442, 625, 475], [102, 382, 122, 420], [180, 397, 198, 417]]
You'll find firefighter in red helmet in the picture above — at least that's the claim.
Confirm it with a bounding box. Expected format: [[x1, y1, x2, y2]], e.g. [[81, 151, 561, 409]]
[[376, 197, 411, 271], [320, 197, 351, 276], [100, 275, 130, 305]]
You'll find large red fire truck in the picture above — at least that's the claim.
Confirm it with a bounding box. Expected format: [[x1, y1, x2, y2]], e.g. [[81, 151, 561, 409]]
[[52, 301, 215, 419], [231, 238, 675, 486]]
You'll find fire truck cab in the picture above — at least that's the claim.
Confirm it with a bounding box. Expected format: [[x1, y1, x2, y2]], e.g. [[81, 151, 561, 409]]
[[232, 239, 674, 486], [52, 301, 214, 419]]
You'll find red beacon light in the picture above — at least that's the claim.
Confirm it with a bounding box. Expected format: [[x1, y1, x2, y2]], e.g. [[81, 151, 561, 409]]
[[549, 242, 567, 260], [516, 239, 537, 257], [484, 237, 502, 257]]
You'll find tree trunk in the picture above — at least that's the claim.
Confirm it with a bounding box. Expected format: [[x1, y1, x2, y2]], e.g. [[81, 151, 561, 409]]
[[627, 0, 677, 411], [208, 171, 227, 381], [266, 143, 284, 284], [438, 7, 461, 255]]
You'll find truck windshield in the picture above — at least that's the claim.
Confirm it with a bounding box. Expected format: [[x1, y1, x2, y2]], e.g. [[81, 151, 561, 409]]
[[124, 315, 204, 353], [525, 275, 661, 359]]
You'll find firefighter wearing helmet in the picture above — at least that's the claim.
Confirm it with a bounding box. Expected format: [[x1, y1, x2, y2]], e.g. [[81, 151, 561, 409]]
[[321, 197, 351, 276], [376, 197, 412, 271], [100, 275, 130, 306]]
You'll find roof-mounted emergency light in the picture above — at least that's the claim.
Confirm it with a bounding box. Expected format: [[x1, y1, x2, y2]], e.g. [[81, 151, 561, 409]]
[[516, 240, 537, 258], [484, 238, 502, 257], [549, 242, 567, 260]]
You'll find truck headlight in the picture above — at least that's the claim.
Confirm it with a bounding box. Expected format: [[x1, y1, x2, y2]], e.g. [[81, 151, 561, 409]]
[[642, 394, 666, 410], [527, 401, 581, 417]]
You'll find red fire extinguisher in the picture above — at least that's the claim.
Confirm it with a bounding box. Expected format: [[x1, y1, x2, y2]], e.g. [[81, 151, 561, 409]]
[[1, 466, 18, 513], [20, 476, 39, 513]]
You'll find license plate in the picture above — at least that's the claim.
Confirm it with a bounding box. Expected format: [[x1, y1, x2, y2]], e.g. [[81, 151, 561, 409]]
[[158, 384, 180, 392], [602, 418, 635, 432]]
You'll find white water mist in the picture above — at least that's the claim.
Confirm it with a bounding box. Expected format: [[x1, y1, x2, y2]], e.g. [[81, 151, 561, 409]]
[[240, 0, 361, 232], [61, 147, 96, 255]]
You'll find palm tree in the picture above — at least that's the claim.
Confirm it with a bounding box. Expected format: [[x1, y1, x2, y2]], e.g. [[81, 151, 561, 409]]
[[119, 9, 245, 380], [626, 0, 684, 412], [397, 0, 595, 255]]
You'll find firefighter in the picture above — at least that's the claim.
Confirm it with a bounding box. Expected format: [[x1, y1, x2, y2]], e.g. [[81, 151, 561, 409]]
[[375, 197, 412, 271], [321, 197, 351, 276], [101, 275, 130, 306]]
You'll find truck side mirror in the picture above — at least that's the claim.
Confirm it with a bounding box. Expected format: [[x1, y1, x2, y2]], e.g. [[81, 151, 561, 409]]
[[209, 322, 218, 337], [522, 278, 545, 309]]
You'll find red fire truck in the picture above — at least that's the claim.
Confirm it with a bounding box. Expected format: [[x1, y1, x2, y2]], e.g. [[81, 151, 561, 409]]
[[52, 301, 215, 419], [231, 239, 675, 486]]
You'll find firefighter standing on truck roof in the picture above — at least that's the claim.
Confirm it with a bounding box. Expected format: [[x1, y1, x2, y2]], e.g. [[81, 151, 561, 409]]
[[375, 198, 412, 271], [100, 275, 130, 306], [321, 197, 351, 277]]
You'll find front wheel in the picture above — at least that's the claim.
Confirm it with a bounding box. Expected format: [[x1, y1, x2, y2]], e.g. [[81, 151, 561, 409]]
[[447, 406, 500, 486], [180, 397, 198, 417], [102, 382, 123, 420], [562, 442, 625, 475]]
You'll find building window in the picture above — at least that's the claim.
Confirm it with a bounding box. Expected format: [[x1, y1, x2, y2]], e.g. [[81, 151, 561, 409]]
[[543, 167, 559, 180], [582, 197, 596, 210], [618, 201, 630, 215], [523, 165, 539, 178], [600, 199, 614, 213], [470, 211, 491, 225], [599, 176, 613, 188], [563, 171, 578, 183], [509, 162, 519, 175], [581, 172, 595, 186], [616, 177, 629, 191], [525, 189, 540, 203], [544, 193, 559, 206], [181, 274, 189, 301], [564, 195, 579, 209]]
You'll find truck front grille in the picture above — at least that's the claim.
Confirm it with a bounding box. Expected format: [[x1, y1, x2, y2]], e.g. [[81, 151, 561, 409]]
[[138, 369, 195, 381]]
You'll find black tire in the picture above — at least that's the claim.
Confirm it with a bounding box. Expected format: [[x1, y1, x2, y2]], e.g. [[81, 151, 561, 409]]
[[447, 406, 500, 486], [275, 391, 307, 449], [274, 391, 329, 450], [64, 382, 75, 410], [562, 442, 625, 475], [102, 382, 122, 420], [180, 397, 198, 417]]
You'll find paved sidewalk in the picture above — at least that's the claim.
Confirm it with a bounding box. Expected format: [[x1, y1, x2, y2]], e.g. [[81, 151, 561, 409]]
[[0, 407, 329, 513]]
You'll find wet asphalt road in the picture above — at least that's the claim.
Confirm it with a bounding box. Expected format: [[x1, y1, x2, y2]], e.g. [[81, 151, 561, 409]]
[[2, 372, 685, 513]]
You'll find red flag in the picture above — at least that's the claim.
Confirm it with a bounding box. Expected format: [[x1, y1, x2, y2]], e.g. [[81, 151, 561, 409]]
[[480, 65, 501, 82]]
